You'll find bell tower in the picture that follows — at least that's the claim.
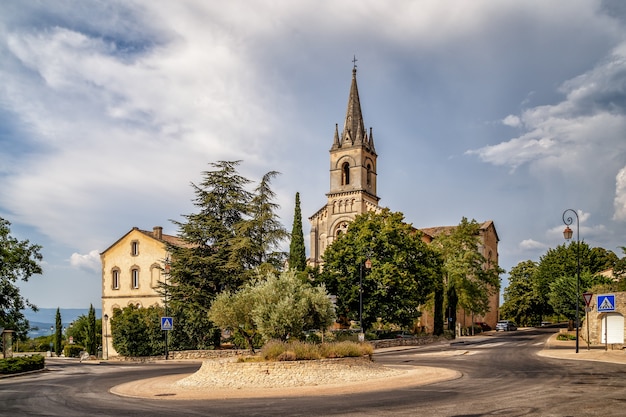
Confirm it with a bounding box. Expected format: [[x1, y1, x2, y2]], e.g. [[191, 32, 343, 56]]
[[309, 62, 380, 266]]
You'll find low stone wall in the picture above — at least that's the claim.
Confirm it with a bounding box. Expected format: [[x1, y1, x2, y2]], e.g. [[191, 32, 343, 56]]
[[176, 356, 403, 388], [109, 349, 249, 362], [370, 335, 447, 349]]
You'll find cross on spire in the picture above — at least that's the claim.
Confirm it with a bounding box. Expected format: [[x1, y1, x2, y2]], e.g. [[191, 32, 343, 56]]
[[352, 55, 358, 70]]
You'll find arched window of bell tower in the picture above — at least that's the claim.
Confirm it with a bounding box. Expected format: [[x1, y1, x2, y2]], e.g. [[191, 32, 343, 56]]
[[367, 163, 372, 185], [342, 162, 350, 185]]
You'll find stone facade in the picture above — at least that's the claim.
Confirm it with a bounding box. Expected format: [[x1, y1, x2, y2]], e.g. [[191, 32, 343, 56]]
[[309, 66, 501, 331], [584, 292, 626, 348], [100, 226, 183, 358]]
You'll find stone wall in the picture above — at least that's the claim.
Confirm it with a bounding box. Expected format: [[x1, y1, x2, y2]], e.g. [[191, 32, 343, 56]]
[[109, 349, 249, 362]]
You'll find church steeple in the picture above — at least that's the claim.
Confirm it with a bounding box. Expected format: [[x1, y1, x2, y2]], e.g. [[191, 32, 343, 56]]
[[308, 61, 381, 267], [331, 61, 375, 153], [327, 61, 378, 199]]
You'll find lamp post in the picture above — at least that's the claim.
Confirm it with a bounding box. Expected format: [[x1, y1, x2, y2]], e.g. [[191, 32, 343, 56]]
[[562, 209, 580, 354], [49, 326, 54, 355], [103, 314, 108, 360], [359, 253, 372, 342]]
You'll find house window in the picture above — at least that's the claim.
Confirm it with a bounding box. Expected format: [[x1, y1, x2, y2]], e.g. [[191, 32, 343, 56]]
[[131, 241, 139, 256], [342, 162, 350, 185], [131, 268, 139, 289], [112, 269, 120, 290]]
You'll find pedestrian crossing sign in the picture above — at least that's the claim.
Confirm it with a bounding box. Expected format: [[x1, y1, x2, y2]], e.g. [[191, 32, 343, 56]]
[[597, 294, 616, 312], [161, 317, 173, 331]]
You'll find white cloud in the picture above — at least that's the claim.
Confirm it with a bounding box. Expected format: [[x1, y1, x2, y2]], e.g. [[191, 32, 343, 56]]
[[614, 166, 626, 221], [69, 250, 101, 272], [467, 42, 626, 175], [519, 239, 548, 251], [502, 115, 521, 128]]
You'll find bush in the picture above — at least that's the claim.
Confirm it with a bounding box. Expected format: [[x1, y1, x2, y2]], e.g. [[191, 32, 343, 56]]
[[0, 355, 45, 374], [557, 333, 577, 341], [258, 340, 371, 361], [64, 344, 85, 358]]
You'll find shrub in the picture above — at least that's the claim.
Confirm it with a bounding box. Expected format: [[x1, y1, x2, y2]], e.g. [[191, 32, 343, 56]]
[[0, 355, 45, 374], [557, 333, 577, 341], [258, 340, 371, 361], [276, 351, 297, 361], [64, 344, 85, 358]]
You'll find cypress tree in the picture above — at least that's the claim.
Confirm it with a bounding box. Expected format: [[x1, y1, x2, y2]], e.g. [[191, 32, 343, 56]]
[[288, 192, 306, 271], [54, 308, 62, 356], [85, 304, 97, 355]]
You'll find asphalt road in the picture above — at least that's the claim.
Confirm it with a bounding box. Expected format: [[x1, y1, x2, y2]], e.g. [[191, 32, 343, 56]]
[[1, 328, 625, 416]]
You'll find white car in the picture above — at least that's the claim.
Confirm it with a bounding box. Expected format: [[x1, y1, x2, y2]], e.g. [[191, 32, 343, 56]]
[[495, 320, 517, 331]]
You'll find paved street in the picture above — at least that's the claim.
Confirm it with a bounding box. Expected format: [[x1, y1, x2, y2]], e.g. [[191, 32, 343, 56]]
[[1, 328, 625, 416]]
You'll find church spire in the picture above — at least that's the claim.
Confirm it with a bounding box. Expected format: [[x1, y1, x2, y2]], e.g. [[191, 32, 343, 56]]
[[342, 62, 366, 146]]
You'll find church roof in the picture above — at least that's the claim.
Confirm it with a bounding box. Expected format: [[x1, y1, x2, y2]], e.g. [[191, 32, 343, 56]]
[[420, 220, 499, 242], [331, 62, 375, 154]]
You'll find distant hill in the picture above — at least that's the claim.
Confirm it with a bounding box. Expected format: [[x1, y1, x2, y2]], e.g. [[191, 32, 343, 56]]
[[22, 308, 102, 338]]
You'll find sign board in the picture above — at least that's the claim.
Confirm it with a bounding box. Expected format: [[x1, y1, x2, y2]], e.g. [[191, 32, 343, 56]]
[[583, 292, 593, 307], [597, 294, 616, 312], [161, 317, 173, 331]]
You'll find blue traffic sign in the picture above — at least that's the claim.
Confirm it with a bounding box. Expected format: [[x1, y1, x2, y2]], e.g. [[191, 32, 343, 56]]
[[597, 294, 616, 312], [161, 316, 173, 331]]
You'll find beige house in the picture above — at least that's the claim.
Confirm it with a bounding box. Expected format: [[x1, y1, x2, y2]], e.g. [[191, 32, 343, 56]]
[[100, 226, 182, 358], [309, 65, 500, 331]]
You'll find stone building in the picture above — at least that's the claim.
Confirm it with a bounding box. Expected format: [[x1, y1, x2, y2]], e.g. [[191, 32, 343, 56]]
[[100, 226, 182, 358], [309, 65, 500, 331], [584, 292, 626, 347]]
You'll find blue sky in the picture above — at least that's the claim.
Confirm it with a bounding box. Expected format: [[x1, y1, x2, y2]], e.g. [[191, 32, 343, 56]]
[[1, 1, 626, 309]]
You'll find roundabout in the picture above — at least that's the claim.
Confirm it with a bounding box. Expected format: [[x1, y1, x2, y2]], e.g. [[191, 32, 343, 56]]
[[110, 357, 461, 400]]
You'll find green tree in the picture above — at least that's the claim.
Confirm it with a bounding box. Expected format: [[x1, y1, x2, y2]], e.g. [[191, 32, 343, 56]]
[[500, 260, 540, 326], [165, 161, 288, 349], [209, 270, 335, 352], [238, 171, 288, 270], [85, 304, 97, 355], [434, 218, 502, 332], [66, 312, 101, 349], [54, 308, 62, 356], [534, 242, 613, 322], [548, 271, 612, 320], [320, 209, 442, 331], [288, 192, 307, 272], [110, 305, 164, 357], [0, 217, 43, 337]]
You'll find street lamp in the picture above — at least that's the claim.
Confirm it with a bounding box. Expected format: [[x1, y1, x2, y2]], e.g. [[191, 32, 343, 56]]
[[103, 314, 108, 360], [49, 326, 54, 355], [562, 209, 580, 354], [359, 253, 373, 341]]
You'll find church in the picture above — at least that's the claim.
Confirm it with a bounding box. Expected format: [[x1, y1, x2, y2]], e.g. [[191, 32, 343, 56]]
[[309, 64, 501, 332]]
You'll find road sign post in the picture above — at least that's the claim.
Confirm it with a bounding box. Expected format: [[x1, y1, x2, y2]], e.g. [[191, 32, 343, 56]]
[[161, 317, 173, 360], [597, 294, 615, 351], [582, 292, 593, 350]]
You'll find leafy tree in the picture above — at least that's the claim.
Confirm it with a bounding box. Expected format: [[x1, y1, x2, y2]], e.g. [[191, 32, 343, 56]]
[[320, 209, 442, 331], [0, 217, 43, 337], [209, 271, 335, 352], [612, 247, 626, 290], [434, 218, 502, 332], [237, 171, 288, 270], [548, 271, 612, 321], [54, 308, 62, 356], [110, 305, 164, 357], [534, 242, 613, 322], [165, 161, 288, 349], [288, 192, 307, 272], [85, 304, 97, 355], [500, 260, 540, 325], [66, 312, 101, 349]]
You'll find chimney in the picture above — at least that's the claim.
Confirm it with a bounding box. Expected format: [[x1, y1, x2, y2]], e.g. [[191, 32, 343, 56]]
[[153, 226, 163, 240]]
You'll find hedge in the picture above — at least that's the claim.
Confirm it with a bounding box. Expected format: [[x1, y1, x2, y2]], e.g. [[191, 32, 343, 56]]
[[0, 355, 45, 375]]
